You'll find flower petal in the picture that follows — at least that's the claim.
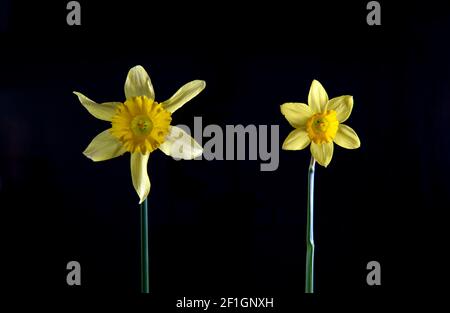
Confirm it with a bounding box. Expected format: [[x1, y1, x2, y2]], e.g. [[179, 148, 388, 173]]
[[158, 126, 203, 159], [334, 124, 361, 149], [83, 129, 127, 161], [124, 65, 155, 101], [280, 102, 313, 128], [131, 152, 151, 204], [308, 80, 329, 113], [161, 80, 206, 113], [282, 128, 311, 150], [310, 141, 334, 167], [73, 92, 120, 121], [327, 96, 353, 123]]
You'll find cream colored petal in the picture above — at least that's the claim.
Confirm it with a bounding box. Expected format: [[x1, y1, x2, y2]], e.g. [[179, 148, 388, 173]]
[[73, 92, 120, 121], [280, 102, 313, 128], [310, 141, 334, 167], [83, 129, 127, 162], [131, 152, 151, 204], [282, 128, 311, 150], [334, 124, 361, 149], [124, 65, 155, 101], [161, 80, 206, 113], [327, 96, 353, 123], [308, 80, 329, 113], [158, 126, 203, 160]]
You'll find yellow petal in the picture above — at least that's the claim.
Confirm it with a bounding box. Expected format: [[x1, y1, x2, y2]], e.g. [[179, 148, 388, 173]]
[[282, 128, 311, 150], [280, 102, 313, 128], [334, 124, 361, 149], [327, 96, 353, 123], [83, 129, 127, 161], [161, 80, 206, 113], [310, 141, 334, 167], [158, 126, 203, 159], [124, 65, 155, 101], [308, 80, 328, 113], [73, 92, 120, 121], [131, 152, 151, 204]]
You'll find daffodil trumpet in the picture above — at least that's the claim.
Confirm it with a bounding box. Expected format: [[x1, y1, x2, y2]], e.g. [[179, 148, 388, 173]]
[[75, 65, 205, 293], [280, 80, 361, 293]]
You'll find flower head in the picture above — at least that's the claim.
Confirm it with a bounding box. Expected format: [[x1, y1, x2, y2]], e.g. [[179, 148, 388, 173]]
[[280, 80, 360, 167], [75, 65, 205, 203]]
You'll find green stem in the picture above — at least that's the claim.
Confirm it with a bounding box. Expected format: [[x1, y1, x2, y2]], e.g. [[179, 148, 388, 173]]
[[305, 157, 315, 293], [140, 198, 149, 293]]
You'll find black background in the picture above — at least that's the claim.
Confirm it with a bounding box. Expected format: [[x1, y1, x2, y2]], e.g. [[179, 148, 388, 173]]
[[0, 0, 448, 310]]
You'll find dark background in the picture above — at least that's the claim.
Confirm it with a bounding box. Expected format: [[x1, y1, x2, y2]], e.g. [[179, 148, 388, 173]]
[[0, 0, 448, 309]]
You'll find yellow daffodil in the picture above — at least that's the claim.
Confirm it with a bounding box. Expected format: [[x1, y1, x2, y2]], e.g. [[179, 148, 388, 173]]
[[280, 79, 360, 167], [75, 65, 205, 203]]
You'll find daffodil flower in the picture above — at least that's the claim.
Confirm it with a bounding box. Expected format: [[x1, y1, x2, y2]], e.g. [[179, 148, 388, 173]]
[[280, 79, 360, 167], [75, 65, 205, 203], [280, 79, 361, 293]]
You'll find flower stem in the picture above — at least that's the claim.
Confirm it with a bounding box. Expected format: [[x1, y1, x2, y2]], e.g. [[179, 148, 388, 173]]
[[305, 157, 315, 293], [140, 198, 149, 293]]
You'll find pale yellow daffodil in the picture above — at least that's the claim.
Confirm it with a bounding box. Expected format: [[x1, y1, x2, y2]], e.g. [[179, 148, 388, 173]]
[[75, 65, 205, 203], [281, 80, 360, 167]]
